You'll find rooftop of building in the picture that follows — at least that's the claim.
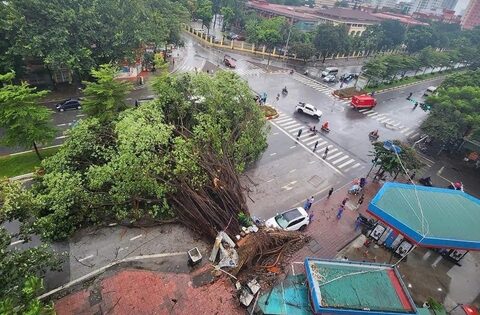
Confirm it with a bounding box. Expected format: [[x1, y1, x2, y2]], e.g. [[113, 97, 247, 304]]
[[305, 258, 416, 314], [373, 11, 430, 25], [314, 7, 382, 23], [246, 1, 320, 21], [368, 182, 480, 250]]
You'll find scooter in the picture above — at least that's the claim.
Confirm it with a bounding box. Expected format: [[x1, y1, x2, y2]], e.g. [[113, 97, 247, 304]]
[[282, 88, 288, 96], [321, 126, 330, 133], [369, 131, 379, 140]]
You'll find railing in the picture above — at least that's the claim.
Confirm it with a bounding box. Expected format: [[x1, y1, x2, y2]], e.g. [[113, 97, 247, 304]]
[[185, 25, 405, 62]]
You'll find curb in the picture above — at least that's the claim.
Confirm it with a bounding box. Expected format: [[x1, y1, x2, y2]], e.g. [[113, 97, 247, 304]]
[[265, 113, 279, 120], [374, 75, 448, 94], [39, 251, 187, 300], [9, 173, 34, 182]]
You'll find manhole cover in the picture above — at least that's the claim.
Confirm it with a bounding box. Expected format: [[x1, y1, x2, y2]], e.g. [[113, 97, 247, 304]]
[[308, 175, 323, 187]]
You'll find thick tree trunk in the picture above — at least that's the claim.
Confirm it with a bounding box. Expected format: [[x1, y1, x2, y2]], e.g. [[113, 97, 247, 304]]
[[33, 141, 43, 160]]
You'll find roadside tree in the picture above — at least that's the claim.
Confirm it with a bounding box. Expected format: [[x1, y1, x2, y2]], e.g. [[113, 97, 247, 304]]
[[313, 24, 349, 63], [81, 64, 132, 122], [0, 72, 55, 160], [196, 0, 214, 34]]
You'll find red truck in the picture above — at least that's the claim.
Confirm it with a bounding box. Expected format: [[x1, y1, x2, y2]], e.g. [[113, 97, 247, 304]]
[[351, 94, 377, 109]]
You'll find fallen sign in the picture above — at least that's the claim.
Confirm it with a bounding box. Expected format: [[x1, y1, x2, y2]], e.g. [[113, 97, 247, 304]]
[[209, 231, 239, 269]]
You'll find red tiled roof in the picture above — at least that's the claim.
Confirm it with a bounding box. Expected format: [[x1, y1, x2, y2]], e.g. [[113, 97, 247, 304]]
[[372, 12, 429, 26], [246, 1, 323, 22], [315, 7, 381, 23]]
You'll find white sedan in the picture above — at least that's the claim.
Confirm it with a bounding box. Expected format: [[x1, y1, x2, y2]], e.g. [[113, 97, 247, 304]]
[[265, 207, 310, 231], [295, 102, 322, 119]]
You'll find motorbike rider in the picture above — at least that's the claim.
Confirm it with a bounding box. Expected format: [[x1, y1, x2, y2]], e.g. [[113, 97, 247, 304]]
[[322, 121, 329, 130], [282, 86, 288, 93], [369, 130, 379, 137]]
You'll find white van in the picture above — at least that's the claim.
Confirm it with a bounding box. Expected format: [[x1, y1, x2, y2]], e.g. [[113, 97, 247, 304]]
[[423, 86, 437, 97], [321, 67, 339, 77]]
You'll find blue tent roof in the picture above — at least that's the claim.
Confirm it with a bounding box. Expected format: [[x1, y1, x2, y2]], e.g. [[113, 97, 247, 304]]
[[368, 182, 480, 250]]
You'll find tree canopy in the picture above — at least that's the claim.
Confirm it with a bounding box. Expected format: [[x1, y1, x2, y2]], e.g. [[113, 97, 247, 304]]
[[0, 0, 189, 79], [0, 72, 56, 159], [11, 70, 268, 242], [246, 16, 288, 50], [314, 24, 349, 62]]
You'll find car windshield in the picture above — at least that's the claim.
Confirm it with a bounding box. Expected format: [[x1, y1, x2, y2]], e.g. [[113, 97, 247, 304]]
[[275, 209, 301, 228]]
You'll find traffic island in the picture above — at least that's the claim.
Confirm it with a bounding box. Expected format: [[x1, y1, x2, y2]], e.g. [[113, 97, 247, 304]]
[[261, 105, 279, 120], [333, 87, 367, 100]]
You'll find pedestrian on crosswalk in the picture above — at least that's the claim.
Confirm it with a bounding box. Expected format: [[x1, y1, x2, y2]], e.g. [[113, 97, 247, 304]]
[[323, 146, 329, 159], [297, 129, 302, 140], [313, 140, 319, 151]]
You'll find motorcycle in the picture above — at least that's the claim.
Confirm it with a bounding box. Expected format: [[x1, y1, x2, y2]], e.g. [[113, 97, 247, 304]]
[[321, 125, 330, 133], [369, 131, 379, 140], [282, 88, 288, 96], [419, 177, 433, 187]]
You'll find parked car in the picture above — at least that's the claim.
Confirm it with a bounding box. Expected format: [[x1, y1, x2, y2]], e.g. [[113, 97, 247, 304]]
[[350, 94, 377, 109], [323, 74, 337, 83], [223, 54, 236, 68], [226, 32, 238, 40], [55, 99, 81, 112], [340, 73, 357, 83], [265, 207, 310, 231], [321, 67, 339, 77], [295, 102, 322, 119]]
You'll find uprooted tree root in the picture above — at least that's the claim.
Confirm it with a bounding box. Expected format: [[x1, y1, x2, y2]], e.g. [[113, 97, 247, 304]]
[[232, 229, 310, 276]]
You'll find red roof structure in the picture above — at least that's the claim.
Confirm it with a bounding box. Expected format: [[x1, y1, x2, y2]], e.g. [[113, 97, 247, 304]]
[[372, 12, 429, 26]]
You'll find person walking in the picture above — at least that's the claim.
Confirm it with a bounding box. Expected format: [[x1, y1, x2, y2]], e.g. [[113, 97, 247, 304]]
[[336, 205, 345, 220], [297, 129, 302, 140], [313, 140, 319, 152], [341, 197, 349, 206], [356, 194, 365, 210], [354, 215, 362, 231], [410, 172, 416, 181], [327, 187, 334, 198], [304, 196, 314, 211], [323, 146, 329, 159]]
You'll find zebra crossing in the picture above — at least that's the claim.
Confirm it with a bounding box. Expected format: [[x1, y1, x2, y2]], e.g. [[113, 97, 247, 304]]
[[271, 110, 363, 174], [291, 73, 351, 107], [357, 108, 427, 141], [235, 67, 265, 77]]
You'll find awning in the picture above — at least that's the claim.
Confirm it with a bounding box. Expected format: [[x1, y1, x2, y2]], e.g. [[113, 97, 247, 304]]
[[368, 182, 480, 250]]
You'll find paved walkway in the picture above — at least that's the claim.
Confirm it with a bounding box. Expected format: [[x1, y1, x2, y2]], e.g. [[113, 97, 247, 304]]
[[289, 180, 382, 262]]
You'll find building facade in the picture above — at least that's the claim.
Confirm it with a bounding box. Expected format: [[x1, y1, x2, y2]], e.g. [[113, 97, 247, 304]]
[[411, 0, 443, 13], [442, 0, 458, 10], [314, 7, 381, 35], [462, 0, 480, 29]]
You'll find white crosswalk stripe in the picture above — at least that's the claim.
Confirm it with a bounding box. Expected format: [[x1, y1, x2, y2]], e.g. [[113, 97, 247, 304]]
[[271, 110, 363, 174]]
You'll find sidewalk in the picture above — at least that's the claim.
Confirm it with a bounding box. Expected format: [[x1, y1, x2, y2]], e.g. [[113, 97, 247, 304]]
[[289, 180, 382, 262]]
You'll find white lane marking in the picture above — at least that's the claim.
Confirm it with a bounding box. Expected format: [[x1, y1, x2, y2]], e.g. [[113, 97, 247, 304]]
[[129, 234, 143, 241], [78, 254, 94, 262], [359, 109, 369, 113], [55, 135, 67, 140], [269, 121, 343, 175], [290, 127, 303, 134], [57, 123, 67, 127], [299, 133, 311, 139], [400, 127, 410, 134], [289, 169, 297, 173], [306, 139, 325, 146], [392, 122, 401, 127], [367, 112, 378, 117], [289, 145, 296, 149], [284, 123, 302, 131], [118, 247, 129, 252], [266, 178, 274, 183], [410, 132, 420, 139], [76, 114, 86, 117], [343, 163, 361, 172], [332, 155, 349, 165], [308, 161, 316, 164], [327, 148, 338, 154], [405, 130, 415, 136], [364, 109, 374, 114], [275, 117, 291, 123], [10, 239, 24, 246], [376, 115, 388, 121], [282, 180, 298, 191], [279, 120, 296, 127], [338, 159, 355, 169], [326, 152, 342, 161], [270, 152, 277, 156], [272, 132, 279, 135]]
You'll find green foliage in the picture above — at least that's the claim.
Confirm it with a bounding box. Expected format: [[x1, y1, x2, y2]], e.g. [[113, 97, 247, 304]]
[[405, 25, 439, 53], [0, 181, 63, 307], [246, 16, 288, 49], [334, 0, 349, 7], [369, 141, 424, 178], [0, 147, 59, 178], [82, 64, 132, 122], [421, 85, 480, 143], [238, 212, 252, 227], [0, 276, 56, 315], [440, 70, 480, 89], [314, 24, 349, 62], [23, 71, 267, 241], [290, 42, 316, 61], [0, 72, 55, 159], [0, 0, 188, 77], [196, 0, 214, 30]]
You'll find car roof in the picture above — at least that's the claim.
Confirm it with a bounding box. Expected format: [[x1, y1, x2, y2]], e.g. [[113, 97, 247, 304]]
[[354, 94, 375, 100], [281, 207, 307, 222]]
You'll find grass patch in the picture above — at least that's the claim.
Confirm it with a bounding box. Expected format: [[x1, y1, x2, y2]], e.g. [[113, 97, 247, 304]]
[[0, 147, 60, 178], [364, 69, 465, 92], [260, 105, 278, 118]]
